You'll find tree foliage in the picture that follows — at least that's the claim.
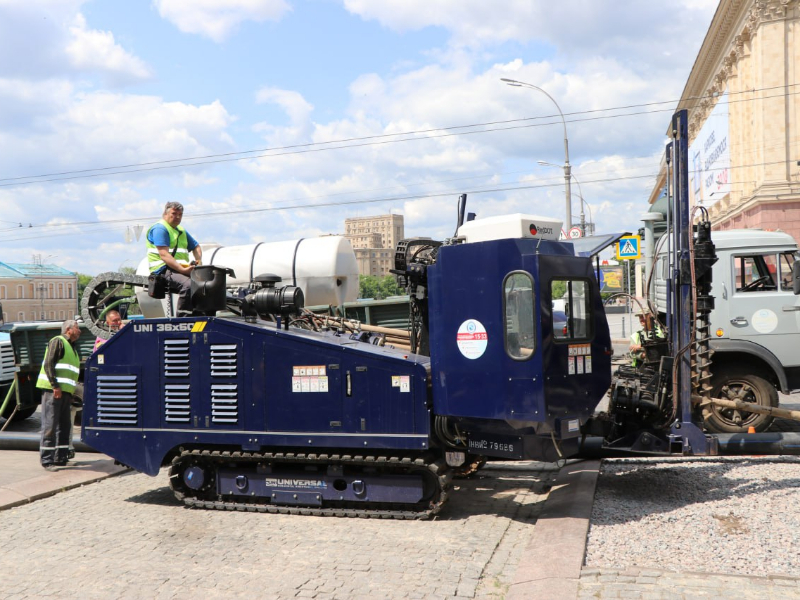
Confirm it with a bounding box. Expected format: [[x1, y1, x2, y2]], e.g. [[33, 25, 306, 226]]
[[359, 275, 404, 300], [77, 273, 93, 300]]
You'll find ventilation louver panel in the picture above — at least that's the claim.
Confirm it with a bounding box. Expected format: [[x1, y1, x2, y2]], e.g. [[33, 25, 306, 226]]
[[211, 383, 238, 423], [97, 375, 138, 425], [164, 383, 191, 423], [164, 338, 190, 423], [164, 339, 190, 378], [210, 344, 238, 424], [0, 343, 15, 384], [210, 344, 237, 377]]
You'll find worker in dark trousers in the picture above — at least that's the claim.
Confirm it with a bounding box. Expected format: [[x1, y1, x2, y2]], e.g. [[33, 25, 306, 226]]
[[145, 201, 203, 316], [36, 320, 82, 470]]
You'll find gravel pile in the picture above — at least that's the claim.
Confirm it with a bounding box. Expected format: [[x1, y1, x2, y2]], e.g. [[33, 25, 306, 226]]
[[584, 456, 800, 577]]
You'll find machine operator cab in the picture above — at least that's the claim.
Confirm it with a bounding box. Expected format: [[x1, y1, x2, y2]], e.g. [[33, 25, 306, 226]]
[[425, 214, 614, 461]]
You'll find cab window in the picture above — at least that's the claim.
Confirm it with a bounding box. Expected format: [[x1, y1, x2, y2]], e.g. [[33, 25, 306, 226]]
[[734, 254, 783, 292], [503, 272, 535, 360], [551, 279, 592, 342]]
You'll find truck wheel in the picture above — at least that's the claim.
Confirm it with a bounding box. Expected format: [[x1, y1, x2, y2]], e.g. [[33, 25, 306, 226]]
[[705, 371, 778, 433], [1, 402, 38, 422]]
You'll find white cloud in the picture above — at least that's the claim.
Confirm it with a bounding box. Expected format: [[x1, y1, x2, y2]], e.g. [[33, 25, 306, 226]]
[[256, 87, 314, 125], [154, 0, 291, 43], [66, 14, 152, 82], [343, 0, 718, 69], [0, 2, 152, 85]]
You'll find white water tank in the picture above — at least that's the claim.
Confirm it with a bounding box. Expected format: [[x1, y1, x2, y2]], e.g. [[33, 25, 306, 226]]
[[457, 214, 563, 243], [136, 236, 359, 316]]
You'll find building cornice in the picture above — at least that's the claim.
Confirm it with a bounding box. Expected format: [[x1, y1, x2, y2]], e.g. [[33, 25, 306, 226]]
[[677, 0, 798, 138]]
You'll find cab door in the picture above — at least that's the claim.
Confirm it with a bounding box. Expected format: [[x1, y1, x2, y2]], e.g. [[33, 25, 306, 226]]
[[726, 251, 800, 369]]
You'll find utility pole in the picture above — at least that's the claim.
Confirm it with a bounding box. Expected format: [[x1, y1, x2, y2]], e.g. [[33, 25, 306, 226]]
[[32, 254, 47, 320]]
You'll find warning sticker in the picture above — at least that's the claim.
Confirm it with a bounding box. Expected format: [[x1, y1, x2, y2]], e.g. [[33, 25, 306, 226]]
[[568, 344, 591, 356], [585, 356, 592, 374], [292, 365, 329, 393], [456, 319, 488, 360], [576, 356, 584, 374], [399, 376, 410, 393], [293, 365, 326, 377], [568, 356, 576, 375]]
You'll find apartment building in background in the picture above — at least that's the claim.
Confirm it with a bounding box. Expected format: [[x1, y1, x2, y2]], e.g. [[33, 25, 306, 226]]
[[344, 214, 405, 277], [0, 262, 78, 323]]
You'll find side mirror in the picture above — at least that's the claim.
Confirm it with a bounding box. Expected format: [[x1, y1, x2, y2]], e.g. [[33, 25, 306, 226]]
[[793, 260, 800, 295]]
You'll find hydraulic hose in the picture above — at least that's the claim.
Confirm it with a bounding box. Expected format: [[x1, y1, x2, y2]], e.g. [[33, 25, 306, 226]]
[[0, 378, 16, 421]]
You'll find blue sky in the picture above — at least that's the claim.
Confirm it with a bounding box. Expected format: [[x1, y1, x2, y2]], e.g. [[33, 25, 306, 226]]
[[0, 0, 718, 274]]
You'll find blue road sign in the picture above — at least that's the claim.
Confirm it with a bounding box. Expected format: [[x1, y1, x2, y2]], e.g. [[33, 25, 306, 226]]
[[616, 235, 641, 260]]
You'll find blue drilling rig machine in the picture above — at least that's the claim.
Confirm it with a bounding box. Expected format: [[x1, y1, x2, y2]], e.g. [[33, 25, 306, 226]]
[[80, 110, 800, 518]]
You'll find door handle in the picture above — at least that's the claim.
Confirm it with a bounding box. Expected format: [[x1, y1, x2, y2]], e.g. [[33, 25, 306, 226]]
[[730, 316, 748, 326], [782, 306, 800, 312]]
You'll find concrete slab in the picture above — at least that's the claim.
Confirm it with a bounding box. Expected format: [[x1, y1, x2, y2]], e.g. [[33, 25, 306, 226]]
[[507, 459, 601, 600], [0, 449, 129, 511]]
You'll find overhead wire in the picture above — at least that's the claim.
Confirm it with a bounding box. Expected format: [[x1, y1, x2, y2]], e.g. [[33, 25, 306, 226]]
[[0, 84, 797, 241], [1, 154, 796, 244], [1, 83, 797, 189]]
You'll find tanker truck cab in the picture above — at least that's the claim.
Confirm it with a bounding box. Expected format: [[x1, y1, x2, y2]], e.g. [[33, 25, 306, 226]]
[[426, 214, 613, 461], [654, 228, 800, 432]]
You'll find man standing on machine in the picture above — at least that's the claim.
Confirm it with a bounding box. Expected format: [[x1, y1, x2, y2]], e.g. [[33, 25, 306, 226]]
[[145, 201, 202, 316]]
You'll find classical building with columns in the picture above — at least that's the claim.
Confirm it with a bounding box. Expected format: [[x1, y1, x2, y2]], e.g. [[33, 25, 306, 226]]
[[648, 0, 800, 238]]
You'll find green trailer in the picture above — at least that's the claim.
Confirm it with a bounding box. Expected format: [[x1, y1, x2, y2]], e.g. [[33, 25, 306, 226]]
[[0, 321, 95, 422], [308, 295, 411, 330]]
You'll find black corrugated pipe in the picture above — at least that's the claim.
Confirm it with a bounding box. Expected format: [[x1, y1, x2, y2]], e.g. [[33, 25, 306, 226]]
[[715, 432, 800, 455], [577, 432, 800, 459], [0, 432, 98, 453]]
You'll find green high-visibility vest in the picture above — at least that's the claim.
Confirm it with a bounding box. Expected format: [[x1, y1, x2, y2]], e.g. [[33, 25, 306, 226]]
[[146, 219, 190, 273], [629, 324, 665, 367], [36, 335, 80, 394]]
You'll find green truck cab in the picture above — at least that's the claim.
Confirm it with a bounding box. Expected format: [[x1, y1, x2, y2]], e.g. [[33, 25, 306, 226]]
[[0, 321, 95, 422]]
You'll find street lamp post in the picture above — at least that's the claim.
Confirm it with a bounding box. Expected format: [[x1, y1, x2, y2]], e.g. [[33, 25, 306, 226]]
[[501, 77, 572, 229], [538, 161, 593, 236], [33, 254, 56, 320]]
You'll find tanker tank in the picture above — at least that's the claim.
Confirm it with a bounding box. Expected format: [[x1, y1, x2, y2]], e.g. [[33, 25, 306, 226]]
[[136, 236, 359, 317]]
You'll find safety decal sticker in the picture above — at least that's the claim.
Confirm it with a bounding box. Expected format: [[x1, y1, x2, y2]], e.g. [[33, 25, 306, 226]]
[[292, 365, 329, 393], [751, 308, 778, 334], [568, 356, 576, 375], [391, 375, 411, 392], [568, 344, 591, 356], [456, 319, 488, 360]]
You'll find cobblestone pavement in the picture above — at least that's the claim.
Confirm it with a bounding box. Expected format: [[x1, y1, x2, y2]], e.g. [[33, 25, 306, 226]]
[[0, 461, 558, 600]]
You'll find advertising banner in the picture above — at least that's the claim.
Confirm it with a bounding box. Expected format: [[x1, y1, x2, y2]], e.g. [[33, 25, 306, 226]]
[[600, 266, 624, 293], [689, 89, 730, 208]]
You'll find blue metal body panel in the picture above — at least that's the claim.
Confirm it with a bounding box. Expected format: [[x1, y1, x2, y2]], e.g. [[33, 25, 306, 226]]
[[427, 238, 612, 433], [83, 317, 431, 475]]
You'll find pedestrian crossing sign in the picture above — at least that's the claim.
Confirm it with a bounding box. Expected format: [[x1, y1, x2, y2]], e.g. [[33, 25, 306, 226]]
[[616, 235, 641, 260]]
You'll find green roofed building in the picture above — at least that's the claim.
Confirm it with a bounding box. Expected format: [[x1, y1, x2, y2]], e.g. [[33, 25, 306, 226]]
[[0, 262, 78, 323]]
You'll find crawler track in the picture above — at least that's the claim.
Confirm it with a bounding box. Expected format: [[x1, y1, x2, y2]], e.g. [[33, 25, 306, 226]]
[[168, 449, 452, 520]]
